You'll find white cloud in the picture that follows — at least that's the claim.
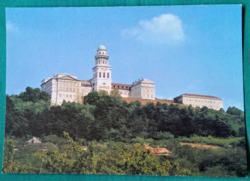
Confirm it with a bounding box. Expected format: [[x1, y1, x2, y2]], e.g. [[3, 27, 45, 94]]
[[122, 14, 185, 45], [6, 21, 19, 33]]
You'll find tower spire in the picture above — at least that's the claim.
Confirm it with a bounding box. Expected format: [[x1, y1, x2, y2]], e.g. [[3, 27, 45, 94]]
[[91, 45, 112, 93]]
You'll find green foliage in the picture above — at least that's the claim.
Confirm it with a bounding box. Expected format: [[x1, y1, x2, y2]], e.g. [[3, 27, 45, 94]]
[[178, 136, 244, 147], [6, 92, 246, 140], [84, 91, 100, 105], [3, 139, 39, 173], [110, 88, 122, 98], [98, 90, 109, 96], [3, 133, 247, 177], [18, 86, 50, 102], [3, 90, 247, 177], [226, 106, 243, 116], [9, 95, 50, 114], [33, 132, 191, 175]]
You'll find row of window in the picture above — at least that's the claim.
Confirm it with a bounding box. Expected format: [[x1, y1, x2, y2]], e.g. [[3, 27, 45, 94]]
[[145, 94, 154, 98], [59, 94, 75, 98], [96, 58, 108, 65], [187, 104, 219, 108], [58, 87, 76, 92], [99, 72, 110, 78], [58, 81, 77, 87], [119, 91, 129, 95], [186, 99, 217, 103], [143, 89, 153, 93], [114, 85, 129, 89], [98, 52, 106, 55]]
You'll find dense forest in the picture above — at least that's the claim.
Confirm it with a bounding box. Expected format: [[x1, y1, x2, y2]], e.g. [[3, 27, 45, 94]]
[[3, 87, 247, 177]]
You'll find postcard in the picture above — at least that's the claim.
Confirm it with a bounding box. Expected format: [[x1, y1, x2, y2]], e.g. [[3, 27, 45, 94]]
[[3, 5, 247, 177]]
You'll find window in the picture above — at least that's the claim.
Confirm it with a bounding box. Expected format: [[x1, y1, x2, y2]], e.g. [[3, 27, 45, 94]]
[[107, 73, 109, 78], [99, 72, 101, 78], [70, 95, 72, 98], [59, 94, 61, 97], [103, 72, 105, 78], [66, 95, 68, 97]]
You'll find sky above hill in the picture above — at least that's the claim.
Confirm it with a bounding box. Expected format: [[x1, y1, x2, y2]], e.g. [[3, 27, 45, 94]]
[[6, 5, 243, 110]]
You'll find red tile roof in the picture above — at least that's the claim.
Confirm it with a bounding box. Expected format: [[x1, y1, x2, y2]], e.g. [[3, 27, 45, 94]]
[[111, 83, 131, 90], [80, 80, 91, 85], [181, 93, 222, 100]]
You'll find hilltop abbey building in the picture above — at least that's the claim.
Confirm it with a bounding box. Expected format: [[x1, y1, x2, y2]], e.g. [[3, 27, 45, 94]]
[[41, 45, 155, 105], [41, 45, 223, 110]]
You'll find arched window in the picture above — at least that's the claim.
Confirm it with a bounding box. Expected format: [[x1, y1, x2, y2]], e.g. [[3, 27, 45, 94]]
[[99, 72, 101, 78], [103, 72, 105, 78], [107, 73, 109, 78]]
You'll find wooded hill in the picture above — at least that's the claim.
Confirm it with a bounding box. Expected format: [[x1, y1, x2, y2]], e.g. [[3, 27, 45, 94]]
[[3, 87, 247, 177], [5, 87, 245, 141]]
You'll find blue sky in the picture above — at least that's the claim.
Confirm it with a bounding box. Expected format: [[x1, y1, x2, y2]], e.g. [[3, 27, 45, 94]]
[[6, 5, 243, 111]]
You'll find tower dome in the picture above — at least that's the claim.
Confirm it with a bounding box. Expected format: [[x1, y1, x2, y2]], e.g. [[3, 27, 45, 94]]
[[98, 45, 106, 50]]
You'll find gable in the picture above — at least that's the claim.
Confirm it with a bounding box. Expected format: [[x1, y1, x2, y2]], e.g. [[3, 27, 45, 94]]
[[58, 75, 78, 81]]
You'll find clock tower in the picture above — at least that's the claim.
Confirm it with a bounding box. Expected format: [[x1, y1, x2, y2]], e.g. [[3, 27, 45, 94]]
[[91, 45, 112, 93]]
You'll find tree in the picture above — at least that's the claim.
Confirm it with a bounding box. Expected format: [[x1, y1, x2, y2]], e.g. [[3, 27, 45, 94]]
[[98, 90, 109, 96], [34, 132, 191, 175], [110, 89, 121, 98], [85, 91, 100, 105], [226, 106, 243, 116], [18, 87, 50, 102], [3, 140, 38, 173]]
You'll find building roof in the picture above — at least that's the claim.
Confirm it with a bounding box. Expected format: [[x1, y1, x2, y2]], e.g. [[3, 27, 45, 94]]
[[98, 45, 106, 50], [27, 137, 41, 144], [131, 78, 154, 86], [177, 93, 222, 100], [80, 80, 91, 85], [112, 83, 131, 90]]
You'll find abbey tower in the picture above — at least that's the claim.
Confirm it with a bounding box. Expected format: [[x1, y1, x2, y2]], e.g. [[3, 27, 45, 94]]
[[91, 45, 112, 93]]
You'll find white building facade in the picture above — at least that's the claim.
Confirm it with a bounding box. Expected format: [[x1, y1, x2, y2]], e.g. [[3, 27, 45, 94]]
[[41, 45, 156, 105], [173, 94, 223, 110], [41, 45, 223, 110]]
